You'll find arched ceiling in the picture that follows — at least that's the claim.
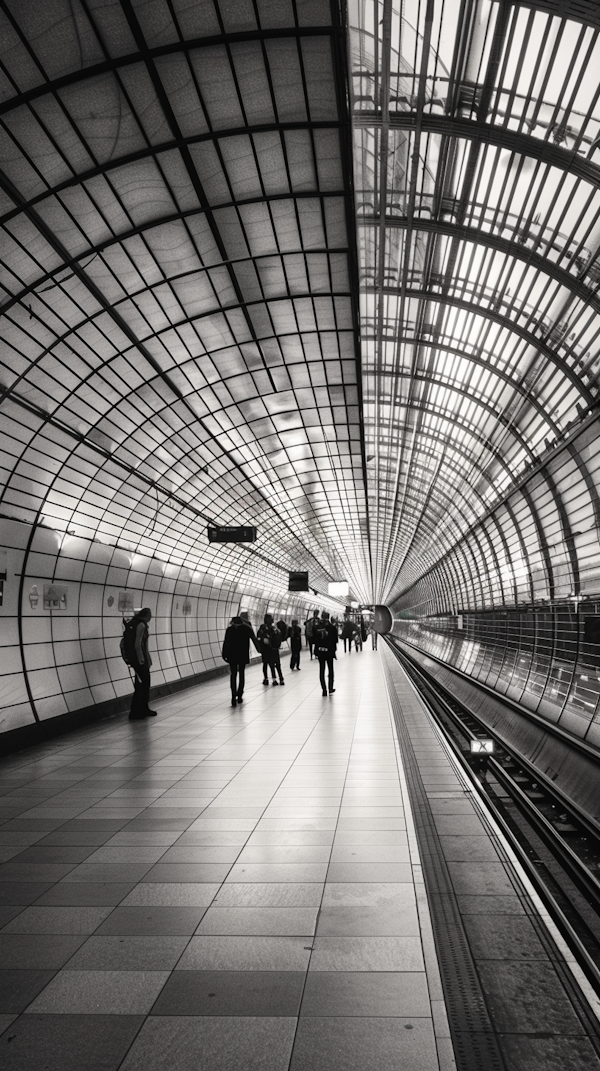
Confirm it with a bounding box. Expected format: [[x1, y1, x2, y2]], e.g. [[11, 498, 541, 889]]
[[352, 0, 600, 604], [1, 0, 599, 609]]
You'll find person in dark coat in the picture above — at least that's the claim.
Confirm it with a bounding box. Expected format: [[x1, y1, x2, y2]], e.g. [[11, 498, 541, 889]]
[[314, 611, 338, 696], [222, 616, 258, 706], [289, 618, 302, 671], [305, 610, 320, 659], [256, 614, 283, 686], [341, 618, 355, 653], [129, 607, 157, 719]]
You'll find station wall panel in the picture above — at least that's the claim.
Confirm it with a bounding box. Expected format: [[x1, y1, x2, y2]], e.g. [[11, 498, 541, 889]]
[[0, 517, 316, 739]]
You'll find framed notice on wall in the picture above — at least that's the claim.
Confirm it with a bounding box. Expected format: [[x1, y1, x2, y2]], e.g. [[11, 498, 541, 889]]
[[44, 584, 67, 610], [118, 591, 135, 612]]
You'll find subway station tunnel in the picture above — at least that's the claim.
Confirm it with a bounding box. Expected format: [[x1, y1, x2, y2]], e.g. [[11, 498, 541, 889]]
[[2, 0, 600, 1068]]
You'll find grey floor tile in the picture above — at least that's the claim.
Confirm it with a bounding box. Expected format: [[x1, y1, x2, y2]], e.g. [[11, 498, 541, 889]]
[[316, 905, 420, 937], [335, 819, 406, 831], [0, 1013, 18, 1035], [300, 971, 431, 1017], [1, 906, 112, 935], [0, 1013, 144, 1071], [433, 815, 486, 836], [463, 915, 549, 960], [321, 882, 415, 909], [326, 863, 412, 883], [456, 895, 526, 915], [36, 831, 115, 846], [105, 832, 181, 846], [60, 862, 157, 883], [95, 906, 207, 935], [0, 864, 78, 883], [196, 907, 318, 936], [33, 882, 137, 907], [0, 883, 54, 906], [173, 831, 249, 846], [499, 1033, 600, 1071], [6, 846, 97, 865], [120, 883, 220, 907], [214, 883, 323, 908], [151, 969, 304, 1016], [290, 1016, 438, 1071], [118, 1015, 296, 1071], [246, 830, 335, 846], [141, 863, 232, 883], [447, 861, 516, 897], [329, 845, 410, 863], [157, 846, 242, 864], [176, 935, 312, 971], [226, 863, 328, 883], [65, 935, 189, 970], [25, 969, 169, 1014], [0, 934, 87, 969], [477, 960, 587, 1034], [0, 970, 57, 1013], [234, 846, 331, 864], [0, 905, 23, 927], [309, 936, 424, 972], [437, 835, 501, 861], [332, 831, 407, 845], [83, 847, 168, 865]]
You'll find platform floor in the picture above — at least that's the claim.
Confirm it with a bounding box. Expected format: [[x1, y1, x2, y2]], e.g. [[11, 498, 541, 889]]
[[0, 647, 451, 1071]]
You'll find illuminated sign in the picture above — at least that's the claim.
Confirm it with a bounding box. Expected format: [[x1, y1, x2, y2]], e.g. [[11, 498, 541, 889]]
[[328, 581, 349, 597], [470, 739, 495, 754]]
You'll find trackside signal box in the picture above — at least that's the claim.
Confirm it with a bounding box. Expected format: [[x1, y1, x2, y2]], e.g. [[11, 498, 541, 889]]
[[207, 526, 257, 543]]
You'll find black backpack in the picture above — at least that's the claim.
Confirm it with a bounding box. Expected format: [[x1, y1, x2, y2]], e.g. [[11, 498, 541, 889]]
[[315, 625, 329, 653], [120, 616, 139, 666]]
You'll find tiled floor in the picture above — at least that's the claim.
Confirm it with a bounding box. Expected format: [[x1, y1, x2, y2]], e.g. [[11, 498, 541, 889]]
[[0, 648, 452, 1071]]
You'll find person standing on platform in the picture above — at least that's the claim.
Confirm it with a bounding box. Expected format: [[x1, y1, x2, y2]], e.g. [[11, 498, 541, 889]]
[[257, 613, 283, 686], [289, 619, 302, 671], [305, 609, 320, 659], [315, 611, 338, 696], [222, 615, 258, 707], [128, 608, 156, 719], [341, 618, 354, 653]]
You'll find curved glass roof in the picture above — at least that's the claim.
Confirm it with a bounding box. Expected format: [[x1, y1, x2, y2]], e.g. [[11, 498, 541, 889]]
[[0, 0, 371, 603], [350, 0, 600, 604], [1, 0, 599, 610]]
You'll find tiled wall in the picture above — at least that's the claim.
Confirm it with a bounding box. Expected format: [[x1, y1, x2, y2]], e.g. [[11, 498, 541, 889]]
[[0, 518, 313, 737], [392, 609, 600, 751]]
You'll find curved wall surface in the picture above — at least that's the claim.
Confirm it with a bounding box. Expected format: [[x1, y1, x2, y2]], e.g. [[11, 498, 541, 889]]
[[1, 516, 322, 738], [391, 416, 600, 753]]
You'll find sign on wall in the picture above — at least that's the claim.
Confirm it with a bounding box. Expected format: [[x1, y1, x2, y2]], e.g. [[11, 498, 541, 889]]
[[118, 591, 135, 612], [44, 584, 67, 610]]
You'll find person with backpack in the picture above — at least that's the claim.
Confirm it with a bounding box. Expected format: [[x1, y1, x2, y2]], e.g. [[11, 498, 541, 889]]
[[315, 611, 338, 696], [122, 607, 156, 720], [222, 616, 258, 706], [257, 613, 284, 686], [289, 618, 302, 671], [305, 610, 320, 659]]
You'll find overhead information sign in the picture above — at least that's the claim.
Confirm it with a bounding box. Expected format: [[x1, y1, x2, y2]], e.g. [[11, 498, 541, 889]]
[[207, 526, 257, 544], [289, 572, 309, 591]]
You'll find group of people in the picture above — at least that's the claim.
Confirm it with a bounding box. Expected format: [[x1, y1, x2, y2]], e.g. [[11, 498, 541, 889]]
[[222, 609, 373, 704], [123, 606, 377, 720]]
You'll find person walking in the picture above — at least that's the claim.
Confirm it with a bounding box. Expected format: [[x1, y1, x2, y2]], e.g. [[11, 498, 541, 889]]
[[289, 619, 302, 671], [128, 608, 156, 719], [222, 615, 258, 706], [314, 611, 338, 696], [257, 614, 283, 685]]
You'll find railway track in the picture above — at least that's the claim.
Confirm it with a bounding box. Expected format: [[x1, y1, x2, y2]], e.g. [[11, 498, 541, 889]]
[[388, 638, 600, 996]]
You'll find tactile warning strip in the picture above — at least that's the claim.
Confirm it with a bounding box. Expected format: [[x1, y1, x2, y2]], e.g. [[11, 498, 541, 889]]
[[381, 651, 507, 1071]]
